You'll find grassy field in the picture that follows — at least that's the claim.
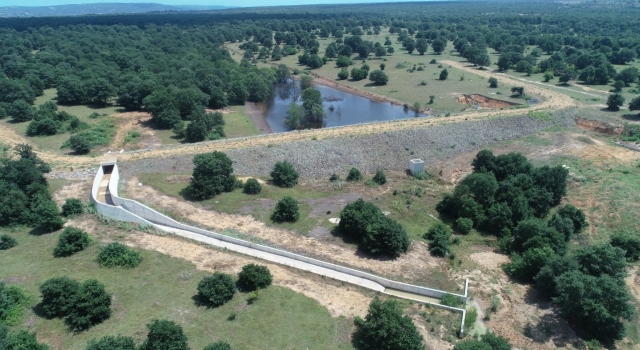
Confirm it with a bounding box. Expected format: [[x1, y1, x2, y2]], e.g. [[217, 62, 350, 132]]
[[4, 88, 119, 154], [227, 32, 525, 114], [137, 170, 446, 241], [0, 226, 354, 350]]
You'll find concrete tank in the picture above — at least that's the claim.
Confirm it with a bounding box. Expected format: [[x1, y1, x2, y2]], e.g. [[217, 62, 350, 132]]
[[409, 159, 425, 175]]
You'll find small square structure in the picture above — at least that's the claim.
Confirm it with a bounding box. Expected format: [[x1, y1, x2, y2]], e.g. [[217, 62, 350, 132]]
[[409, 159, 425, 175]]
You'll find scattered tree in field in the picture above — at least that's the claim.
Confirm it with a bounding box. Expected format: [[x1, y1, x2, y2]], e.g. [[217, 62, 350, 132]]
[[270, 161, 299, 188], [353, 298, 424, 350], [86, 335, 137, 350], [611, 80, 624, 93], [140, 320, 189, 350], [543, 71, 554, 82], [428, 95, 435, 104], [416, 39, 428, 55], [615, 67, 639, 86], [372, 170, 387, 185], [300, 75, 314, 90], [66, 279, 112, 330], [346, 167, 362, 182], [336, 55, 352, 68], [488, 77, 498, 88], [271, 196, 299, 223], [339, 199, 410, 257], [431, 39, 446, 54], [188, 151, 236, 200], [204, 341, 232, 350], [351, 68, 368, 81], [69, 135, 91, 154], [369, 70, 388, 85], [61, 198, 84, 217], [338, 67, 349, 80], [197, 273, 236, 307], [53, 227, 91, 257], [237, 264, 272, 292], [439, 69, 449, 81], [455, 217, 473, 234], [243, 178, 262, 194], [379, 63, 385, 70], [39, 277, 80, 318], [97, 243, 143, 268], [630, 96, 640, 114], [606, 93, 625, 111], [511, 86, 525, 97], [0, 234, 17, 250]]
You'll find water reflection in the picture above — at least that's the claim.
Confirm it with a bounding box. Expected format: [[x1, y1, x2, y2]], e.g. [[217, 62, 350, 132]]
[[262, 80, 423, 133]]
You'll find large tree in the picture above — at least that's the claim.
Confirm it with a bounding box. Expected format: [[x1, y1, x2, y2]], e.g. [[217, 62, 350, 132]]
[[354, 298, 424, 350], [188, 151, 236, 200]]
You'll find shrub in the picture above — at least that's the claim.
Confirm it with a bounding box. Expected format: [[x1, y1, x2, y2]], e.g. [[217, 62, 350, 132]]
[[329, 173, 340, 182], [429, 233, 451, 257], [555, 204, 588, 233], [346, 167, 362, 182], [439, 69, 449, 80], [271, 196, 299, 223], [140, 320, 189, 350], [0, 234, 17, 250], [372, 170, 387, 185], [423, 222, 452, 240], [488, 77, 498, 88], [243, 178, 262, 194], [369, 70, 389, 85], [61, 198, 84, 217], [0, 283, 31, 325], [197, 273, 236, 307], [338, 67, 349, 80], [4, 330, 49, 350], [32, 196, 65, 232], [504, 246, 556, 281], [237, 264, 272, 292], [611, 233, 640, 262], [354, 298, 424, 350], [39, 277, 80, 318], [464, 307, 478, 329], [65, 279, 112, 330], [454, 218, 473, 234], [53, 227, 91, 257], [86, 335, 137, 350], [188, 151, 236, 200], [606, 93, 625, 111], [440, 293, 463, 307], [97, 243, 143, 268], [270, 161, 299, 188], [204, 341, 232, 350], [69, 135, 91, 154]]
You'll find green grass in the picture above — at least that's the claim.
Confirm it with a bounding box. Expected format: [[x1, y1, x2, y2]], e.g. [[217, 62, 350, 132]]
[[223, 105, 260, 138], [0, 227, 354, 350], [137, 173, 340, 235]]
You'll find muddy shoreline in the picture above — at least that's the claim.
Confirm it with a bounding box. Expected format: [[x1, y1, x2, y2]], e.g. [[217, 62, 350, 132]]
[[245, 101, 273, 134]]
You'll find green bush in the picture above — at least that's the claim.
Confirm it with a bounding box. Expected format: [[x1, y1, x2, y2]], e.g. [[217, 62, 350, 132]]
[[69, 135, 91, 154], [140, 319, 189, 350], [611, 233, 640, 262], [0, 283, 31, 325], [204, 341, 232, 350], [61, 198, 84, 217], [429, 232, 450, 257], [197, 273, 237, 307], [329, 173, 340, 182], [0, 234, 17, 250], [271, 196, 299, 223], [39, 277, 80, 318], [372, 170, 387, 185], [346, 167, 362, 182], [53, 227, 91, 257], [440, 293, 463, 308], [454, 218, 473, 234], [237, 264, 273, 292], [423, 222, 452, 240], [86, 335, 137, 350], [488, 77, 498, 88], [464, 307, 478, 330], [243, 178, 262, 194], [270, 161, 299, 188], [188, 151, 236, 200], [65, 279, 112, 331], [97, 243, 142, 268], [354, 298, 424, 350], [4, 330, 49, 350]]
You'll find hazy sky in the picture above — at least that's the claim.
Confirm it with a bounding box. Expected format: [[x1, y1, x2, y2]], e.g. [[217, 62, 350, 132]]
[[1, 0, 433, 7]]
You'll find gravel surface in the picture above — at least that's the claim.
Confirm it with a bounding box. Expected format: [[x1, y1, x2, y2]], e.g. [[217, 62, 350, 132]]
[[119, 113, 576, 179]]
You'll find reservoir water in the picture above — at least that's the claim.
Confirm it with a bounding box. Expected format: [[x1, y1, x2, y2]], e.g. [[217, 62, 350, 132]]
[[262, 81, 422, 132]]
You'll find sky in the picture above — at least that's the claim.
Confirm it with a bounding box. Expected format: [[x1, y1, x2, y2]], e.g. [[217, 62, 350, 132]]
[[0, 0, 432, 7]]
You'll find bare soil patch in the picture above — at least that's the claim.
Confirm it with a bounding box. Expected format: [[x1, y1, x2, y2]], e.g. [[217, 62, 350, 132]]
[[456, 94, 520, 110], [245, 102, 272, 134], [469, 251, 510, 270]]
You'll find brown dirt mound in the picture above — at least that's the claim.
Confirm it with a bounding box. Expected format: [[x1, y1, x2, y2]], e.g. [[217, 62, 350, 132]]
[[575, 118, 624, 136], [456, 94, 520, 109]]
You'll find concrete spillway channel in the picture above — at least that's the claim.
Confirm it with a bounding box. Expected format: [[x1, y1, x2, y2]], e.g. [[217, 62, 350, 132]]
[[91, 161, 469, 335]]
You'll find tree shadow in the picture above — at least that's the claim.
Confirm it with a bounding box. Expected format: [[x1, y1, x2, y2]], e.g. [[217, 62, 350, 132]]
[[29, 226, 53, 236], [523, 312, 581, 349], [622, 114, 640, 121], [191, 294, 220, 309], [31, 302, 56, 320], [599, 107, 620, 113]]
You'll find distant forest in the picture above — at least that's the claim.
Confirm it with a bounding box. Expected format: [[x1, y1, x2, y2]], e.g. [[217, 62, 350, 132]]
[[0, 1, 639, 138]]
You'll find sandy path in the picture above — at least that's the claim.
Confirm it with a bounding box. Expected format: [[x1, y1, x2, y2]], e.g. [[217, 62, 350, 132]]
[[244, 102, 272, 134], [125, 177, 445, 285]]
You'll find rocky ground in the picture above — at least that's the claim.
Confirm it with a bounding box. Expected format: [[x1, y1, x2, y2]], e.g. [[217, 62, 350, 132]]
[[119, 112, 576, 179]]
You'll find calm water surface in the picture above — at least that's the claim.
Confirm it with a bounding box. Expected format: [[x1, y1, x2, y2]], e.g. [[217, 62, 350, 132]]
[[262, 81, 421, 132]]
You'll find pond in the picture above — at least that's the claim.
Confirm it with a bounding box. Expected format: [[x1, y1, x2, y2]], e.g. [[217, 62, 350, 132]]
[[260, 81, 422, 132]]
